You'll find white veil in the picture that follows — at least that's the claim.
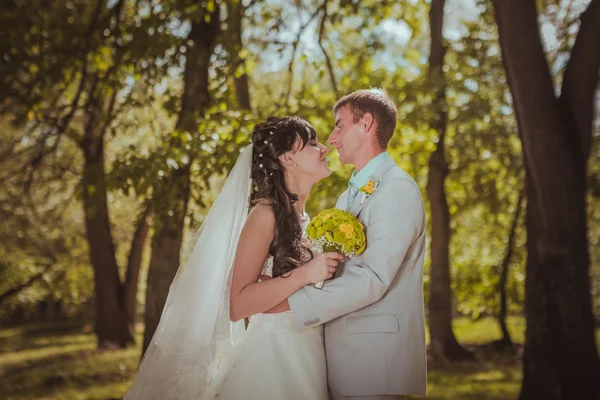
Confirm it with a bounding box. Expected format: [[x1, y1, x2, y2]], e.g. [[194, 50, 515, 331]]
[[124, 144, 253, 399]]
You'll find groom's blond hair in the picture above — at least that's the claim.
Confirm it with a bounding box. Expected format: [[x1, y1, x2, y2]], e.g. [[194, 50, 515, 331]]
[[333, 89, 397, 149]]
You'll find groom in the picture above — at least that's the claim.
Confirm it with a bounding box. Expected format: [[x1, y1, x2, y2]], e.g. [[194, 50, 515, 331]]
[[270, 89, 427, 399]]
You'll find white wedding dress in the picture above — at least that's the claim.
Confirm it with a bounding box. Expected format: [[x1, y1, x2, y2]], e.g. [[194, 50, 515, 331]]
[[203, 252, 329, 400], [124, 146, 327, 400]]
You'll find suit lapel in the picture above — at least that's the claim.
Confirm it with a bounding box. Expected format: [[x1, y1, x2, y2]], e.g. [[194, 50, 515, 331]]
[[337, 189, 350, 211], [349, 190, 366, 217], [348, 158, 397, 218]]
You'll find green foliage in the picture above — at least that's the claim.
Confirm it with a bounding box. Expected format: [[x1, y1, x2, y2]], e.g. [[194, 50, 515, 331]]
[[0, 0, 598, 328], [0, 120, 93, 318]]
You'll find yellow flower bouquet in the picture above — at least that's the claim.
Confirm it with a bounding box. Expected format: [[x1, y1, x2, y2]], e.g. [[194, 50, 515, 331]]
[[305, 209, 367, 288]]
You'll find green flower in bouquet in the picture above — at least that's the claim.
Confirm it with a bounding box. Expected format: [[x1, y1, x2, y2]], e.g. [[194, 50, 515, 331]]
[[305, 208, 366, 257]]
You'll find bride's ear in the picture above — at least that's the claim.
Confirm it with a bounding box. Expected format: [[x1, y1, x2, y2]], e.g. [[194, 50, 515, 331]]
[[278, 153, 297, 168]]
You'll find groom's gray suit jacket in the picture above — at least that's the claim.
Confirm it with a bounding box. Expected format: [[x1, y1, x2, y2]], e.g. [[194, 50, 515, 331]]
[[289, 157, 427, 397]]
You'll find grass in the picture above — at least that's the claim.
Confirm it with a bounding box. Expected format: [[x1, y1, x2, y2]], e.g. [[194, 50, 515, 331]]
[[419, 317, 525, 400], [0, 321, 142, 400], [0, 317, 597, 400]]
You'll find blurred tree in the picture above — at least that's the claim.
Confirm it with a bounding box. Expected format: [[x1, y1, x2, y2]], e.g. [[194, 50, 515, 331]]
[[2, 1, 597, 364], [0, 0, 174, 347], [141, 0, 221, 355], [443, 9, 526, 324], [492, 0, 600, 397], [226, 0, 252, 110], [246, 0, 529, 328], [426, 0, 473, 362], [495, 188, 524, 347]]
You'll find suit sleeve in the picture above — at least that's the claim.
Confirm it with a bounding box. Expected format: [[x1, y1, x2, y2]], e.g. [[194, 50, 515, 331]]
[[288, 177, 425, 329]]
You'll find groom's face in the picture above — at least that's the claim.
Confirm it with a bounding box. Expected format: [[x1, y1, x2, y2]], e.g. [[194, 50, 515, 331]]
[[329, 105, 366, 165]]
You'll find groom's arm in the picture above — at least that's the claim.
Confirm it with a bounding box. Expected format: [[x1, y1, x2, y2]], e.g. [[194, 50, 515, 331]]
[[287, 177, 425, 329]]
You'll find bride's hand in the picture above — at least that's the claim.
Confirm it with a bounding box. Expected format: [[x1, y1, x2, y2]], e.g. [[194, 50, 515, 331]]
[[300, 252, 344, 284]]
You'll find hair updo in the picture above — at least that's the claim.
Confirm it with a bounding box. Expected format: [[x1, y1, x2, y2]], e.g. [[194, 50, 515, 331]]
[[250, 116, 315, 278]]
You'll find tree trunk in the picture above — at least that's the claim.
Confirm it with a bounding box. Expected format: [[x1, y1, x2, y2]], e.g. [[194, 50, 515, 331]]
[[228, 0, 251, 329], [426, 0, 473, 363], [81, 130, 134, 348], [496, 189, 524, 348], [229, 0, 251, 110], [492, 0, 600, 398], [123, 203, 152, 325], [142, 167, 191, 354], [142, 6, 220, 355]]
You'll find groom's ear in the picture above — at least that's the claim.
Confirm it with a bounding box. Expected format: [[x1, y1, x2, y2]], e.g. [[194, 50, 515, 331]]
[[362, 113, 375, 133]]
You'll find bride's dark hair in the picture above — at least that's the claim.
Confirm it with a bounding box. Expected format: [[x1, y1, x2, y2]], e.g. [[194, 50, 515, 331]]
[[250, 116, 315, 278]]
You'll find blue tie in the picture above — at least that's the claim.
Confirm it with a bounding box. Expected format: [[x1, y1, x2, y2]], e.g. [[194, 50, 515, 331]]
[[347, 183, 359, 210]]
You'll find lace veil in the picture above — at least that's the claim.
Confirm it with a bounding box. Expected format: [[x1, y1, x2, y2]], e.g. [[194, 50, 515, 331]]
[[124, 144, 252, 399]]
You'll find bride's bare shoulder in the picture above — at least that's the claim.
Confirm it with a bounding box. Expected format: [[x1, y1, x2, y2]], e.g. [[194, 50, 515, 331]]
[[245, 201, 275, 234]]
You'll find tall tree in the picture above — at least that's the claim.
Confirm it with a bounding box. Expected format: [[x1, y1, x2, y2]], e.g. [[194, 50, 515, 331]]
[[492, 0, 600, 398], [0, 0, 168, 347], [496, 188, 524, 348], [426, 0, 472, 362], [227, 0, 251, 110], [142, 3, 221, 354]]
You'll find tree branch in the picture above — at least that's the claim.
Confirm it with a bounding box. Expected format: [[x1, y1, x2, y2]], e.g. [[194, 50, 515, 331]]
[[122, 202, 152, 322], [283, 6, 321, 107], [100, 86, 119, 138], [0, 264, 55, 305], [317, 0, 338, 98], [559, 0, 600, 160], [496, 186, 525, 346]]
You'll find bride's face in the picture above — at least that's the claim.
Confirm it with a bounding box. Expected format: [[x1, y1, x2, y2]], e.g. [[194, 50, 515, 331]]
[[286, 135, 331, 182]]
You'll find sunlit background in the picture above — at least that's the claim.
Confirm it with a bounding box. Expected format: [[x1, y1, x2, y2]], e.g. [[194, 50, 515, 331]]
[[1, 0, 599, 399]]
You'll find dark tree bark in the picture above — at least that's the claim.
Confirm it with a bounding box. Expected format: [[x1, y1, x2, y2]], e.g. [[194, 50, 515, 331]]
[[228, 0, 251, 330], [229, 0, 251, 110], [317, 0, 338, 98], [496, 189, 524, 348], [0, 0, 151, 347], [123, 204, 152, 324], [492, 0, 600, 398], [142, 6, 220, 355], [81, 100, 134, 348], [142, 167, 191, 354], [81, 75, 152, 348], [71, 1, 153, 349], [426, 0, 473, 363]]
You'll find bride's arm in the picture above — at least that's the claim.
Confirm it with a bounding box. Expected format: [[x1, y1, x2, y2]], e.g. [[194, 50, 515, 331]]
[[229, 204, 310, 322]]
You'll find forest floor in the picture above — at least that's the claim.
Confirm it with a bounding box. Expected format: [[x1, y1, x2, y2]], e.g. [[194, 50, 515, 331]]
[[1, 316, 598, 400]]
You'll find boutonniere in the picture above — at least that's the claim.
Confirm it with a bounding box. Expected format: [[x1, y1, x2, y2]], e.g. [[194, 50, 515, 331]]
[[359, 178, 380, 205]]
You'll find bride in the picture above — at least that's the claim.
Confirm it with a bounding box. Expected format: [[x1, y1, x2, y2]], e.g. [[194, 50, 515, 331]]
[[124, 116, 344, 399]]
